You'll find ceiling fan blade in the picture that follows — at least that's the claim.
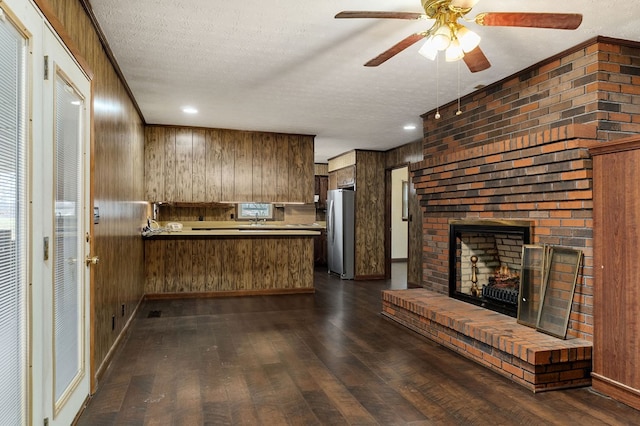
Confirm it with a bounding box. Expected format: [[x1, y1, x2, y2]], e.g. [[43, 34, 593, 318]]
[[463, 46, 491, 73], [364, 33, 426, 67], [450, 0, 481, 9], [475, 12, 583, 30], [335, 11, 426, 20]]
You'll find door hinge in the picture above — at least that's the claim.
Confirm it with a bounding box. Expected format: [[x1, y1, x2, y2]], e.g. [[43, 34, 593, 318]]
[[44, 55, 49, 80], [44, 418, 49, 426], [43, 237, 49, 261]]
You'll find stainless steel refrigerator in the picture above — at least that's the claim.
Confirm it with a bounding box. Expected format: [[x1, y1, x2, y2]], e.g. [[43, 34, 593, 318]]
[[327, 189, 355, 279]]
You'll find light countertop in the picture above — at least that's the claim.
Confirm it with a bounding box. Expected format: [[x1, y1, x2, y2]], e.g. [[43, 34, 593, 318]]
[[143, 221, 324, 238]]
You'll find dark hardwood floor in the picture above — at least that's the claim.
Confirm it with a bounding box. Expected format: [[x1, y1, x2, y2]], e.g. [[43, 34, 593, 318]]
[[77, 265, 640, 425]]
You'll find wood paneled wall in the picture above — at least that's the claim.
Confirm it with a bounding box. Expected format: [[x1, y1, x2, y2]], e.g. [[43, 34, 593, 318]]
[[385, 141, 424, 287], [354, 151, 386, 279], [145, 126, 315, 204], [46, 0, 147, 386], [328, 150, 387, 279]]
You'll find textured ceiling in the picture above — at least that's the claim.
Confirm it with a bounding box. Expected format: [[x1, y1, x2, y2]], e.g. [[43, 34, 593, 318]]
[[88, 0, 640, 162]]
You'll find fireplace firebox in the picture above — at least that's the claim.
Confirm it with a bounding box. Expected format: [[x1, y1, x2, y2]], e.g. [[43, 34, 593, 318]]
[[449, 220, 531, 317]]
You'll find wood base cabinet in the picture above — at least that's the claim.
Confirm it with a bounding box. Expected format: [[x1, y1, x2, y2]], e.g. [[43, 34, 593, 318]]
[[591, 136, 640, 411], [145, 235, 315, 296], [314, 230, 327, 266]]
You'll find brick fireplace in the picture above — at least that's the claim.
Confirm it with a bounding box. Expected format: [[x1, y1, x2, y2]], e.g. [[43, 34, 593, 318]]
[[410, 36, 640, 341], [411, 124, 596, 338], [383, 36, 640, 392]]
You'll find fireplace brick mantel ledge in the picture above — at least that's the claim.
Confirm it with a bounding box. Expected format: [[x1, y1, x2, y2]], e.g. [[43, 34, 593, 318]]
[[382, 288, 593, 392]]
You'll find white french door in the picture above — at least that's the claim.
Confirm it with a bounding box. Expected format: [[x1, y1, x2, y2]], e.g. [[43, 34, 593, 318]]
[[0, 1, 92, 423], [40, 23, 92, 426]]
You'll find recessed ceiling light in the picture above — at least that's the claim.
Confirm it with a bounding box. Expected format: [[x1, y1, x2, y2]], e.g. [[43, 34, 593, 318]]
[[403, 124, 417, 130], [182, 106, 198, 114]]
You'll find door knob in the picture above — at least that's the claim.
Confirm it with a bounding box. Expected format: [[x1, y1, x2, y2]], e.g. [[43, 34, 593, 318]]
[[85, 255, 100, 266]]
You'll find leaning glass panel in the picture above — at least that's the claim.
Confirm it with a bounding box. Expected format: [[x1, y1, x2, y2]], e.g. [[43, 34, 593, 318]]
[[517, 245, 546, 328]]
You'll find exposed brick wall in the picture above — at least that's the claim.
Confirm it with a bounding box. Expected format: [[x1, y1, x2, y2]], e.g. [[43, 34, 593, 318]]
[[420, 38, 640, 158], [411, 37, 640, 341]]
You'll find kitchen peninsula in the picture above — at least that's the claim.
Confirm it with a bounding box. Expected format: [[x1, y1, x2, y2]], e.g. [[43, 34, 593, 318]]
[[144, 222, 322, 297], [143, 125, 321, 297]]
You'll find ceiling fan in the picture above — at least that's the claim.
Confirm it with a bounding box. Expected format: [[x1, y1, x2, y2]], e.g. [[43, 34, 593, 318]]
[[335, 0, 583, 72]]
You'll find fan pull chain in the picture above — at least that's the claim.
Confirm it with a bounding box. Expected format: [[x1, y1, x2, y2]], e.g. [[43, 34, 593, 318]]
[[435, 54, 441, 120], [456, 60, 462, 115]]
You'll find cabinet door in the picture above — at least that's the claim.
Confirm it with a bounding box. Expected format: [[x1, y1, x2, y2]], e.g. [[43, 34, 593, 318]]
[[257, 132, 278, 202], [144, 127, 164, 201], [205, 129, 223, 202], [288, 135, 315, 203], [591, 139, 640, 410], [233, 132, 253, 202], [175, 128, 194, 202], [336, 165, 356, 188], [328, 171, 337, 191], [315, 175, 328, 209], [314, 231, 327, 266]]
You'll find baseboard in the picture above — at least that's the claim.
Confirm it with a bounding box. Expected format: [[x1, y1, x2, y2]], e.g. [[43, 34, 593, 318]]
[[592, 373, 640, 411], [354, 274, 385, 280], [93, 294, 144, 392], [144, 288, 315, 300]]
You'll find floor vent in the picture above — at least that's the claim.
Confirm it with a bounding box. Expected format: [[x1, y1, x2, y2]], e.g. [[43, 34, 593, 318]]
[[147, 310, 162, 318]]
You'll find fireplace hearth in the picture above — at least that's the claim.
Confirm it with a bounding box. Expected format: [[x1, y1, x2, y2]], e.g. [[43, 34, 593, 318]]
[[449, 220, 531, 317]]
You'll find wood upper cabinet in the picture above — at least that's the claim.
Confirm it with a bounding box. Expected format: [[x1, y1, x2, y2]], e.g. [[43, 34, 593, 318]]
[[590, 136, 640, 411], [336, 165, 356, 188], [328, 165, 355, 190], [315, 175, 328, 209], [145, 126, 314, 203]]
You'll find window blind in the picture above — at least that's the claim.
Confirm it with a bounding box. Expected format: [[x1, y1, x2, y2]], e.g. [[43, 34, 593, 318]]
[[53, 74, 83, 402], [0, 8, 28, 425]]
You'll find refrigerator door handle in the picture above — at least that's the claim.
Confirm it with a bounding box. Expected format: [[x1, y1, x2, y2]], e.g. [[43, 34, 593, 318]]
[[328, 199, 335, 243]]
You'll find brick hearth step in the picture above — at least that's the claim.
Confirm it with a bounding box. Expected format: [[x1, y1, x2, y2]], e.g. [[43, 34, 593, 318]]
[[381, 289, 592, 393]]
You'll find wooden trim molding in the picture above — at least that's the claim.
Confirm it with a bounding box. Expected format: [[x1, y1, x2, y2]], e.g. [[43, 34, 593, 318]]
[[32, 0, 94, 79], [93, 295, 144, 389], [76, 0, 145, 121], [592, 374, 640, 411], [355, 274, 386, 281]]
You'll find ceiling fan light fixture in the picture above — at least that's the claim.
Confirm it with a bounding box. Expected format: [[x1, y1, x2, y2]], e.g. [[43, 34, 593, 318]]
[[445, 39, 464, 62], [431, 25, 452, 50], [418, 37, 438, 60], [456, 25, 481, 53]]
